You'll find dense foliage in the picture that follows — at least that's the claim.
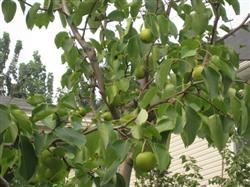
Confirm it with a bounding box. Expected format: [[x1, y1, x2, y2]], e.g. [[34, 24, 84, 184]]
[[0, 0, 250, 186]]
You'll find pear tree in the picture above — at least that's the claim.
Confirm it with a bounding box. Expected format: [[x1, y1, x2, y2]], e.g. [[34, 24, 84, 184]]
[[1, 0, 250, 186]]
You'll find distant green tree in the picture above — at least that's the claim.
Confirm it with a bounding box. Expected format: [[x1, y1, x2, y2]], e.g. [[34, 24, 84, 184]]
[[6, 40, 22, 96], [0, 32, 10, 95], [0, 32, 54, 102], [17, 51, 53, 102]]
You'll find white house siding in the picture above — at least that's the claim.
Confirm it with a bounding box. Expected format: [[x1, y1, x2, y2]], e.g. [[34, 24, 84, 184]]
[[169, 134, 223, 186]]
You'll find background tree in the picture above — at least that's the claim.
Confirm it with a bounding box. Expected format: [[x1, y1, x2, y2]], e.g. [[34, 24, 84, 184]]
[[17, 51, 53, 102], [0, 32, 10, 95], [0, 32, 54, 102], [0, 0, 250, 187], [5, 40, 22, 96]]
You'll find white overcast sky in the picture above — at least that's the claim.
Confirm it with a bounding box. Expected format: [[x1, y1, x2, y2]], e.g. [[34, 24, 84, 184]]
[[0, 0, 249, 94]]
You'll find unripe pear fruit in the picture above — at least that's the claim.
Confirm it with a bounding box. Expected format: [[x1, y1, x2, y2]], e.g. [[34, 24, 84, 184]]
[[135, 152, 157, 172], [140, 28, 154, 43], [192, 65, 204, 80], [102, 111, 112, 121], [135, 65, 145, 79]]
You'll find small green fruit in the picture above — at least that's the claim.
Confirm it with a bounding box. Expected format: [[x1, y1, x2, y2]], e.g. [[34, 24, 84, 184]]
[[192, 65, 204, 80], [135, 65, 145, 79], [135, 152, 157, 172], [76, 107, 87, 117], [102, 111, 112, 121], [140, 28, 154, 43]]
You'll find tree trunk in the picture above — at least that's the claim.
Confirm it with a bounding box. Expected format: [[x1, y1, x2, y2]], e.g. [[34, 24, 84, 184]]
[[118, 153, 133, 187], [0, 177, 9, 187]]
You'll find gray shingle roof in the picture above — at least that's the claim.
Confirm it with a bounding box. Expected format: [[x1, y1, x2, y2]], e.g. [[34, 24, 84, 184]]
[[0, 96, 32, 111]]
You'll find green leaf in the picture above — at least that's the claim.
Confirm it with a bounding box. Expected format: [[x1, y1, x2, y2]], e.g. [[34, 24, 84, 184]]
[[181, 49, 196, 58], [106, 84, 118, 104], [55, 32, 69, 48], [191, 0, 206, 13], [1, 0, 16, 23], [4, 123, 18, 143], [32, 104, 56, 122], [19, 136, 38, 180], [135, 109, 148, 125], [181, 106, 201, 146], [208, 115, 229, 151], [145, 0, 164, 14], [190, 11, 209, 35], [62, 38, 74, 52], [173, 109, 186, 134], [112, 140, 131, 162], [157, 15, 169, 44], [18, 0, 25, 12], [85, 131, 101, 156], [220, 24, 231, 33], [156, 59, 172, 89], [58, 12, 67, 27], [204, 67, 220, 98], [131, 125, 143, 139], [244, 84, 250, 108], [26, 3, 40, 29], [169, 19, 178, 38], [60, 92, 77, 109], [27, 94, 45, 106], [108, 10, 125, 22], [0, 105, 11, 134], [142, 124, 161, 139], [226, 0, 240, 15], [151, 143, 170, 172], [130, 0, 142, 19], [98, 122, 113, 148], [101, 161, 120, 185], [54, 127, 86, 149], [156, 116, 175, 133], [88, 14, 101, 33], [34, 12, 53, 28], [127, 35, 141, 62], [11, 108, 32, 135], [240, 101, 248, 135], [139, 87, 158, 108], [230, 95, 241, 123], [117, 78, 130, 92]]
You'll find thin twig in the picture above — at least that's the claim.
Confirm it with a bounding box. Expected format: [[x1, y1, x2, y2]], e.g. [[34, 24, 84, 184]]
[[210, 2, 220, 44], [81, 0, 99, 39], [166, 0, 173, 17], [192, 92, 234, 120]]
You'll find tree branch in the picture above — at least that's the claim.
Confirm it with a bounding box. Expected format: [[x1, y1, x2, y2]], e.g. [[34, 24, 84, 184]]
[[81, 0, 99, 39], [61, 0, 119, 119], [0, 177, 10, 187], [216, 13, 250, 43], [210, 2, 220, 44], [149, 81, 204, 110], [166, 0, 174, 17]]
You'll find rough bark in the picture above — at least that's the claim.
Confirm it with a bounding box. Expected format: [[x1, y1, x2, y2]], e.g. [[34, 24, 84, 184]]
[[118, 153, 133, 187], [0, 177, 9, 187]]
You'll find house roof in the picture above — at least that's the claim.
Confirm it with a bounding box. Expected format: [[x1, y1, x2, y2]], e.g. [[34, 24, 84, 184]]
[[224, 21, 250, 61], [0, 96, 32, 111]]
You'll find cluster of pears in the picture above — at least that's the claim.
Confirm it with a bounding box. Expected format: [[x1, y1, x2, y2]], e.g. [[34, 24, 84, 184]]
[[134, 28, 155, 79]]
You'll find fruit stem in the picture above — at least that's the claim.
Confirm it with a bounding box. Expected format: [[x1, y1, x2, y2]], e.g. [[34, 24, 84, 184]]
[[141, 139, 147, 152]]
